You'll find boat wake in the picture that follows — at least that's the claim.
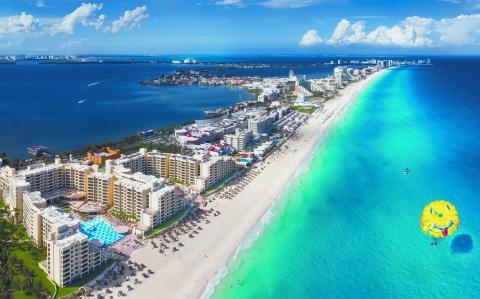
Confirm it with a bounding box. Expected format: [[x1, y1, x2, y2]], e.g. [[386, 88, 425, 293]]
[[87, 81, 101, 87], [77, 99, 86, 104]]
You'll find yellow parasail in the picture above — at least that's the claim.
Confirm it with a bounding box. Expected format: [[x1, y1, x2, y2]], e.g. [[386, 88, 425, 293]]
[[420, 200, 459, 238]]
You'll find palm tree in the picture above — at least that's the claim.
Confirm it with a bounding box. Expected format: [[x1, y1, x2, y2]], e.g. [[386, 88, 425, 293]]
[[12, 208, 20, 224]]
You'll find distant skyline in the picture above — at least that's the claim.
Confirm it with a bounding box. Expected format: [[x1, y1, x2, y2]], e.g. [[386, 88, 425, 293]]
[[1, 0, 480, 55]]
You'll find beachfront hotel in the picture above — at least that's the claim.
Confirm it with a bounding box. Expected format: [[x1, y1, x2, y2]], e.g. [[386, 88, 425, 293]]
[[21, 195, 106, 287], [87, 172, 114, 206], [44, 230, 105, 287], [247, 115, 276, 135], [116, 149, 201, 185], [63, 163, 91, 193], [113, 177, 153, 219], [0, 150, 198, 225], [195, 155, 237, 192], [22, 162, 64, 194], [138, 184, 188, 234], [0, 159, 92, 222], [0, 152, 192, 286], [224, 129, 253, 152], [114, 148, 238, 191], [165, 154, 201, 185], [0, 166, 30, 222], [22, 191, 47, 245]]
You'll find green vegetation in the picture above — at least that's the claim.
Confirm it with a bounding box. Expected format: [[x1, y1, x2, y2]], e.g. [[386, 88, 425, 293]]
[[13, 224, 29, 241], [60, 207, 72, 213], [0, 195, 5, 209], [109, 209, 139, 222], [246, 88, 262, 100], [97, 163, 106, 173], [56, 260, 115, 299], [144, 206, 190, 238], [122, 141, 183, 156], [203, 171, 237, 194], [292, 106, 316, 114], [0, 218, 54, 298], [12, 249, 54, 296], [56, 121, 190, 160], [168, 178, 188, 186], [2, 157, 23, 169]]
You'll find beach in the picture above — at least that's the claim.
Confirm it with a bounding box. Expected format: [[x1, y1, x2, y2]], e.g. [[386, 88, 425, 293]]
[[127, 69, 388, 299]]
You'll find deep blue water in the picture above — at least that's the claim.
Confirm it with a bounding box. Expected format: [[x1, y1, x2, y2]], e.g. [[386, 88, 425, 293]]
[[0, 62, 252, 157], [212, 57, 480, 299], [0, 59, 338, 158]]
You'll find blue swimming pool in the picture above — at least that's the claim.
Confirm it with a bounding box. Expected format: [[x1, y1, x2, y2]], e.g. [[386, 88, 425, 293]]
[[80, 217, 125, 246], [239, 158, 251, 163]]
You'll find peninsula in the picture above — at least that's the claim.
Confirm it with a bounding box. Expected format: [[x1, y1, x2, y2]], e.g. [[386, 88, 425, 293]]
[[0, 59, 427, 299]]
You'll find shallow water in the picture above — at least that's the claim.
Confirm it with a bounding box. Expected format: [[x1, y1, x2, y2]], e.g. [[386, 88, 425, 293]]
[[212, 58, 480, 299]]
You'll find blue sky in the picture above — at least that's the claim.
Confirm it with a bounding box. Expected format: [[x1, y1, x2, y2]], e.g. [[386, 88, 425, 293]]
[[1, 0, 480, 54]]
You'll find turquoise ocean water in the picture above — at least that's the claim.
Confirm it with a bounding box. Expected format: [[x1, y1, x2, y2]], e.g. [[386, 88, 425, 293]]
[[211, 61, 480, 299]]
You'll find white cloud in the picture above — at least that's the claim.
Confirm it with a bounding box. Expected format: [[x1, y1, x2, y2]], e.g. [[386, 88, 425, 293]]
[[214, 0, 243, 5], [439, 0, 463, 3], [0, 40, 23, 49], [302, 14, 480, 48], [439, 0, 480, 10], [36, 0, 46, 8], [300, 29, 322, 46], [104, 5, 149, 34], [328, 18, 350, 43], [59, 38, 86, 49], [50, 3, 105, 35], [436, 14, 480, 45], [261, 0, 321, 8], [0, 12, 39, 37], [364, 16, 435, 47]]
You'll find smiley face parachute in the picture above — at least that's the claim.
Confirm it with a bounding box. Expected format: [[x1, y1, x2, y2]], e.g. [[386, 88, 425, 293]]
[[420, 200, 459, 238]]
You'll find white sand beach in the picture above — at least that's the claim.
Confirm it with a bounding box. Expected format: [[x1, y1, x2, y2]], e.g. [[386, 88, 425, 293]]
[[125, 69, 388, 299]]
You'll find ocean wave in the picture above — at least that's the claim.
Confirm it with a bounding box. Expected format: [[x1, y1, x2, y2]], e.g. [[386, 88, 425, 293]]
[[200, 124, 335, 299], [200, 144, 324, 299], [200, 203, 276, 299], [199, 80, 375, 298]]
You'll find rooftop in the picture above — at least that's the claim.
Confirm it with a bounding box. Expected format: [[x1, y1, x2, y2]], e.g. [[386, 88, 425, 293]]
[[131, 172, 165, 187], [42, 206, 80, 228], [24, 191, 46, 205], [88, 171, 113, 180], [151, 185, 176, 197], [20, 163, 63, 176], [54, 231, 88, 248], [114, 177, 151, 192]]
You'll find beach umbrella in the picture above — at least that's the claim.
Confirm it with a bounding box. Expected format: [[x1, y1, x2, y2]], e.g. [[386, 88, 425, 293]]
[[420, 200, 459, 238]]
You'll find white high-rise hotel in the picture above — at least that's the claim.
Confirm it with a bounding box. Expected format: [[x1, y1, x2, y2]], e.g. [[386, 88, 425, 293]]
[[0, 147, 237, 286]]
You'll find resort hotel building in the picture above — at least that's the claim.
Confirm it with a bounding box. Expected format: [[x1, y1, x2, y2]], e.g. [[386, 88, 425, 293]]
[[108, 148, 237, 233], [112, 148, 237, 192], [21, 191, 106, 287], [0, 148, 213, 286], [112, 172, 165, 220], [224, 129, 253, 152], [45, 231, 103, 287], [139, 185, 187, 234], [247, 114, 276, 135], [87, 172, 114, 206], [194, 156, 236, 192]]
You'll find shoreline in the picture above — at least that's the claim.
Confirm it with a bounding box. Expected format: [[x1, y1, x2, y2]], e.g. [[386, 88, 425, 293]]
[[126, 68, 389, 299]]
